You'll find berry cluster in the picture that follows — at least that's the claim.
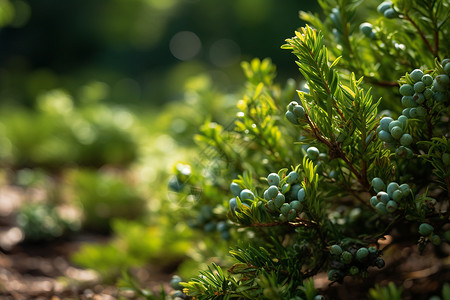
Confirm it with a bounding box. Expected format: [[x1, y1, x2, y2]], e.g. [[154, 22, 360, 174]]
[[263, 171, 305, 221], [328, 244, 385, 282], [370, 178, 411, 215], [376, 116, 413, 158], [229, 184, 252, 216], [189, 205, 231, 240], [170, 275, 188, 299], [359, 22, 376, 40], [418, 223, 450, 246], [377, 1, 397, 19], [285, 100, 306, 125]]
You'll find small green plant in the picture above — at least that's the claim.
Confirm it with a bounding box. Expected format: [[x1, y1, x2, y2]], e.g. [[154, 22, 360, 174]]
[[165, 0, 449, 298]]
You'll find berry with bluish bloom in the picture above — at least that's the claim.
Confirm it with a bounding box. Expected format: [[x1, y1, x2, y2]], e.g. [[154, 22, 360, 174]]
[[379, 130, 394, 142], [410, 69, 424, 82], [370, 196, 379, 206], [230, 182, 242, 197], [280, 203, 291, 216], [306, 147, 320, 160], [293, 105, 306, 118], [297, 188, 306, 202], [287, 209, 297, 221], [436, 74, 449, 85], [240, 189, 255, 200], [392, 190, 403, 202], [170, 275, 184, 290], [267, 185, 279, 199], [377, 191, 390, 203], [409, 107, 418, 118], [290, 184, 302, 199], [286, 111, 299, 125], [376, 202, 388, 214], [286, 171, 299, 184], [400, 133, 413, 146], [356, 247, 369, 261], [229, 198, 237, 212], [368, 246, 377, 254], [399, 84, 414, 96], [401, 96, 416, 108], [384, 7, 397, 18], [399, 183, 410, 196], [372, 177, 385, 192], [414, 81, 425, 93], [377, 1, 392, 14], [386, 200, 398, 213], [328, 269, 342, 281], [359, 22, 373, 37], [330, 244, 343, 255], [388, 120, 402, 131], [290, 200, 302, 211], [419, 223, 434, 236], [387, 182, 399, 197], [288, 101, 298, 112], [314, 295, 325, 300], [274, 193, 286, 208], [264, 189, 271, 201], [422, 74, 433, 86], [267, 200, 276, 211], [267, 173, 280, 186], [413, 92, 425, 105], [398, 115, 408, 127], [380, 117, 394, 131], [390, 126, 403, 140]]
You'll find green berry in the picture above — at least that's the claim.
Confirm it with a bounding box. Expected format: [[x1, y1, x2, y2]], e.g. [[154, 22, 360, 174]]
[[287, 209, 297, 221], [290, 184, 301, 199], [410, 69, 424, 82], [399, 183, 410, 196], [356, 247, 369, 261], [306, 146, 320, 160], [370, 195, 379, 206], [431, 234, 441, 245], [387, 182, 399, 197], [400, 84, 414, 96], [290, 200, 302, 211], [229, 198, 237, 212], [401, 96, 416, 108], [422, 74, 433, 86], [386, 200, 398, 212], [297, 188, 306, 202], [288, 101, 298, 112], [293, 105, 305, 118], [328, 269, 342, 281], [378, 130, 393, 142], [267, 200, 276, 211], [368, 246, 377, 254], [279, 213, 287, 222], [432, 79, 446, 92], [390, 126, 403, 140], [388, 120, 402, 131], [230, 182, 242, 197], [267, 173, 280, 186], [377, 1, 392, 14], [375, 202, 388, 214], [372, 177, 385, 192], [341, 251, 353, 264], [418, 223, 434, 236], [286, 111, 299, 124], [380, 117, 393, 131], [445, 62, 450, 74], [398, 115, 408, 127], [274, 193, 285, 208], [402, 108, 411, 118], [281, 183, 290, 194], [330, 244, 343, 255], [359, 22, 373, 36], [314, 295, 325, 300], [286, 171, 299, 184], [266, 185, 279, 199], [392, 189, 403, 202], [264, 189, 271, 201], [423, 88, 433, 100], [384, 7, 397, 18], [349, 266, 359, 275], [416, 106, 427, 117], [413, 92, 425, 105], [280, 203, 291, 216], [170, 275, 183, 290], [395, 146, 407, 158], [400, 133, 413, 146], [436, 74, 449, 85], [240, 189, 255, 200], [414, 81, 425, 93], [409, 107, 418, 118]]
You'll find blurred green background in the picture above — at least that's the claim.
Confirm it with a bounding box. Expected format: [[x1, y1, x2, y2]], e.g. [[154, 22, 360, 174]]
[[0, 0, 320, 291], [0, 0, 319, 107]]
